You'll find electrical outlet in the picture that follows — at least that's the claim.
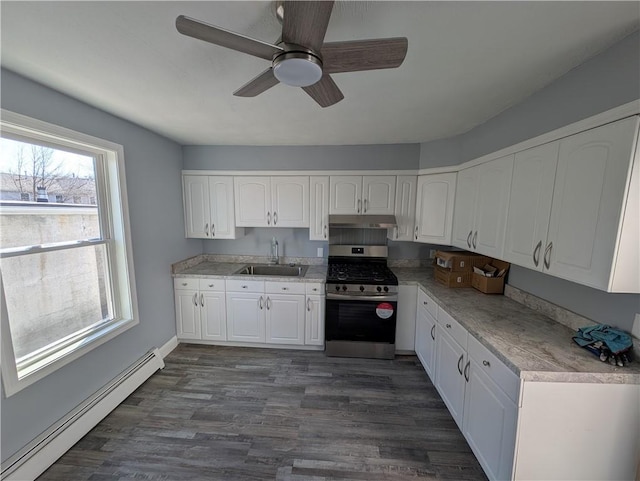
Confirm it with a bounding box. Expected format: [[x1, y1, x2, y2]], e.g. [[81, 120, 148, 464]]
[[317, 247, 323, 257], [429, 249, 436, 259], [631, 313, 640, 339]]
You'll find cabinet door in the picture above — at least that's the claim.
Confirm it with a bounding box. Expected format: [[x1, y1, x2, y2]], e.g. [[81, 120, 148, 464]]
[[362, 175, 396, 215], [175, 289, 201, 340], [396, 285, 417, 352], [309, 176, 329, 241], [415, 173, 456, 245], [265, 294, 305, 345], [226, 292, 265, 342], [234, 177, 271, 227], [390, 175, 417, 241], [209, 176, 241, 239], [330, 176, 362, 214], [271, 176, 309, 227], [546, 117, 638, 289], [504, 143, 558, 270], [200, 291, 227, 341], [305, 295, 325, 346], [183, 175, 211, 238], [473, 155, 514, 258], [415, 303, 437, 382], [463, 358, 517, 481], [435, 325, 466, 429], [452, 167, 478, 250]]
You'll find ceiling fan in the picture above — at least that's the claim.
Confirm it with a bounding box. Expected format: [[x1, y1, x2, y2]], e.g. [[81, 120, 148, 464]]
[[176, 1, 408, 107]]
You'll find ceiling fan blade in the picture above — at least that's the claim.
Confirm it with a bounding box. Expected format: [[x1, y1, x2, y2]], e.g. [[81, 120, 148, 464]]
[[176, 15, 283, 61], [233, 68, 280, 97], [302, 74, 344, 108], [282, 1, 334, 52], [322, 38, 408, 74]]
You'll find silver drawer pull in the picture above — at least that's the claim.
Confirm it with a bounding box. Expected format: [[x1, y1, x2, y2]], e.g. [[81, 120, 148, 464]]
[[482, 360, 491, 367], [282, 287, 288, 291], [208, 284, 214, 287], [241, 285, 248, 289], [423, 301, 428, 305], [446, 323, 452, 328], [181, 282, 187, 286]]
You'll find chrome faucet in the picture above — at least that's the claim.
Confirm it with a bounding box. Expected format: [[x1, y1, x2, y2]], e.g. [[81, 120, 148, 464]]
[[270, 237, 279, 264]]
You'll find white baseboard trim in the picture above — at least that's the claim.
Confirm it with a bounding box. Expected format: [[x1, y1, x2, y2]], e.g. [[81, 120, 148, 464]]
[[1, 348, 165, 481], [158, 335, 178, 359]]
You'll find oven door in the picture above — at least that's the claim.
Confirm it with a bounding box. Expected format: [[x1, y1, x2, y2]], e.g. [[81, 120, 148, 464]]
[[325, 296, 397, 343]]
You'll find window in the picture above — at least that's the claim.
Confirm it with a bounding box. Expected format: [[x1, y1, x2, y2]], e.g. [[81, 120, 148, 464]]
[[0, 110, 138, 396]]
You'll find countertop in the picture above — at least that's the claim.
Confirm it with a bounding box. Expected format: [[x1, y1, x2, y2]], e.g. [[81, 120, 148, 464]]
[[173, 259, 640, 385]]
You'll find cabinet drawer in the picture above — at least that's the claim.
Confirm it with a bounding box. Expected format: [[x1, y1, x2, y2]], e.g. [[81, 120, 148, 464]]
[[174, 277, 199, 290], [417, 287, 438, 318], [226, 279, 264, 293], [199, 279, 224, 291], [468, 335, 520, 403], [266, 281, 305, 295], [438, 309, 468, 350], [305, 283, 324, 295]]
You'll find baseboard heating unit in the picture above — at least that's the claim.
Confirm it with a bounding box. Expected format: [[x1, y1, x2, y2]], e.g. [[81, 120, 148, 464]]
[[1, 348, 165, 481]]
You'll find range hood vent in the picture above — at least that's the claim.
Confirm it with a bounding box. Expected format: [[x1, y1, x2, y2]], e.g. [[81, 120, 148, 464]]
[[329, 214, 397, 229]]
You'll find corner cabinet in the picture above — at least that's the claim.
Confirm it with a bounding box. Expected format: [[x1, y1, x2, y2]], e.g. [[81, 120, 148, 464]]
[[504, 116, 640, 292], [329, 175, 396, 215], [234, 176, 309, 228], [183, 175, 244, 239], [452, 155, 514, 258], [389, 175, 417, 241], [414, 173, 456, 244], [174, 278, 227, 341]]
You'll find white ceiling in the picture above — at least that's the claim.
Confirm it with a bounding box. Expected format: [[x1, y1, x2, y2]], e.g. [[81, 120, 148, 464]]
[[1, 2, 638, 146]]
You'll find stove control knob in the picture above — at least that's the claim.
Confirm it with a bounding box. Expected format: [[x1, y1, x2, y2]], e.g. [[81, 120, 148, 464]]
[[342, 285, 347, 291], [359, 285, 365, 292], [383, 286, 389, 292], [335, 285, 340, 292], [376, 286, 382, 292]]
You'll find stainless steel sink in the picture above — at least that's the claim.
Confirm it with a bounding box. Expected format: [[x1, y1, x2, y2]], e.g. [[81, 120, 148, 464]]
[[233, 264, 309, 277]]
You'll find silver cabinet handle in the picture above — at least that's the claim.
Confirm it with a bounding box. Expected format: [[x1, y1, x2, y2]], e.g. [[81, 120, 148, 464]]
[[259, 296, 264, 309], [533, 240, 542, 267], [266, 297, 271, 310], [211, 223, 215, 237], [200, 294, 204, 306], [273, 212, 278, 225], [204, 223, 209, 237], [323, 225, 327, 239], [364, 198, 368, 213], [357, 199, 361, 214], [472, 231, 477, 249], [267, 212, 271, 225], [446, 323, 451, 328], [181, 282, 188, 286], [457, 354, 464, 375], [395, 226, 399, 239], [544, 242, 553, 269], [208, 283, 214, 288], [307, 298, 311, 311], [423, 300, 428, 305], [415, 225, 419, 240], [241, 285, 248, 289], [467, 230, 472, 248], [193, 293, 198, 306], [430, 324, 435, 340], [464, 360, 470, 382], [482, 360, 491, 367], [282, 287, 288, 291]]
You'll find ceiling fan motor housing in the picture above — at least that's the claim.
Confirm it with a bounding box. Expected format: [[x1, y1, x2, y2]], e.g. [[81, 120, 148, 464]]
[[272, 46, 323, 87]]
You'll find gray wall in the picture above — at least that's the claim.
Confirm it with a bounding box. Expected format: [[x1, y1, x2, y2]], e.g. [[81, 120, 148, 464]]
[[0, 69, 202, 462], [183, 144, 420, 171], [420, 30, 640, 331]]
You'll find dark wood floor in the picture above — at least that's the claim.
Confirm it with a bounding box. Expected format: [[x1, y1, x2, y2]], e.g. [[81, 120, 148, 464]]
[[38, 344, 488, 481]]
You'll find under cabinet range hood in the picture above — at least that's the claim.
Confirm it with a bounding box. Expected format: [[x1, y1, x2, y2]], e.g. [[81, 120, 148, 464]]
[[329, 214, 398, 229]]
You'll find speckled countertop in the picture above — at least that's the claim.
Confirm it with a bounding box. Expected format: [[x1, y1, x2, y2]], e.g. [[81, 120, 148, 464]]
[[172, 257, 639, 385]]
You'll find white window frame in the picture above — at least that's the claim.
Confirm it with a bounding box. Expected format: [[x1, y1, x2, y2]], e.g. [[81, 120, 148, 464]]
[[0, 110, 139, 397]]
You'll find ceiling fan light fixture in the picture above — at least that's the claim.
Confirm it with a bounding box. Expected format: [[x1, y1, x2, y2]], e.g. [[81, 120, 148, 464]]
[[273, 52, 323, 87]]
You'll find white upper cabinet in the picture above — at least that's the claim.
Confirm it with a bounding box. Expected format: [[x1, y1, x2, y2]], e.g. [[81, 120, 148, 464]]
[[452, 155, 514, 258], [329, 175, 395, 215], [183, 175, 243, 239], [414, 173, 456, 245], [546, 117, 639, 291], [503, 116, 640, 292], [309, 176, 329, 241], [235, 176, 309, 227], [389, 175, 417, 241]]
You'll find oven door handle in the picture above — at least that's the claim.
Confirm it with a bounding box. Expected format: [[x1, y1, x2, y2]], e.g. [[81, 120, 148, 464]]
[[326, 293, 398, 302]]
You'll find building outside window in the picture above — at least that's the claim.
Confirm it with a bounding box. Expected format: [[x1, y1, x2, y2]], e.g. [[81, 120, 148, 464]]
[[0, 111, 138, 396]]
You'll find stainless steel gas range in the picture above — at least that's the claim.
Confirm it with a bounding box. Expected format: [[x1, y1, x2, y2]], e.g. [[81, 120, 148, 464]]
[[324, 245, 398, 360]]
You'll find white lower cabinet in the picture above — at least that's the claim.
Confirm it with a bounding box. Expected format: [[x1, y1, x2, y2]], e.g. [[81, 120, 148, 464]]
[[175, 288, 201, 340], [415, 288, 437, 381], [396, 285, 417, 352], [265, 293, 305, 345], [435, 322, 467, 429], [175, 278, 226, 341], [226, 291, 266, 343], [305, 283, 325, 346]]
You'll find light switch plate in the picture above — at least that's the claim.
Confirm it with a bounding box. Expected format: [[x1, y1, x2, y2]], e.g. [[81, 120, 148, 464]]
[[317, 247, 323, 257]]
